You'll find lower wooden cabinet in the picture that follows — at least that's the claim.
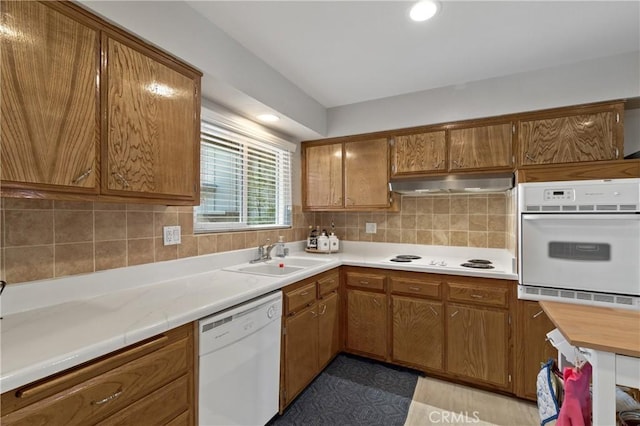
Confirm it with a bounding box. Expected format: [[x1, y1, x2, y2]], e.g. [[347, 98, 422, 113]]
[[1, 324, 194, 426], [446, 303, 510, 388], [516, 300, 558, 400], [392, 296, 443, 371], [346, 289, 387, 359], [281, 269, 341, 409]]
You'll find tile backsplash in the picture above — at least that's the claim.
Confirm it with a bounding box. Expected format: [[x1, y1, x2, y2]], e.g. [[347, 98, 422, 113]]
[[1, 192, 516, 284]]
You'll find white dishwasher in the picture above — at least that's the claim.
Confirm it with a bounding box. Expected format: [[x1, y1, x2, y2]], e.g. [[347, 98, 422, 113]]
[[198, 291, 282, 426]]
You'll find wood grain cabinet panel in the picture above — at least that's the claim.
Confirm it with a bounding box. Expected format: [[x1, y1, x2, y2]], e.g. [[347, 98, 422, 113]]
[[391, 131, 446, 176], [518, 110, 620, 165], [303, 143, 343, 208], [517, 301, 557, 400], [344, 138, 390, 207], [1, 1, 99, 191], [392, 296, 443, 371], [446, 303, 510, 388], [283, 304, 319, 405], [318, 291, 340, 368], [449, 123, 513, 171], [104, 37, 198, 199], [346, 289, 387, 359]]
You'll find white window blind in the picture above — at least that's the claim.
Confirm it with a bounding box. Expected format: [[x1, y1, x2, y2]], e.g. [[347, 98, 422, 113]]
[[195, 119, 292, 232]]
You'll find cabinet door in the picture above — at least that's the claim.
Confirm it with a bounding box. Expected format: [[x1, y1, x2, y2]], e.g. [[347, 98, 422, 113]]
[[519, 111, 618, 165], [303, 143, 343, 209], [520, 301, 557, 400], [391, 131, 446, 176], [1, 1, 99, 191], [392, 296, 443, 371], [105, 37, 198, 199], [449, 124, 513, 171], [346, 289, 387, 358], [344, 139, 390, 208], [318, 292, 340, 368], [446, 303, 510, 388], [283, 306, 319, 405]]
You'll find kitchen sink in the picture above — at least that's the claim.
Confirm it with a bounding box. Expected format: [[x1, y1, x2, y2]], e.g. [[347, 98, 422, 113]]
[[223, 256, 332, 276]]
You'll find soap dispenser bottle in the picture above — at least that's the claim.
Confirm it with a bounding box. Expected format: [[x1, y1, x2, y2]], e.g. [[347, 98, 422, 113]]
[[275, 236, 286, 257], [329, 233, 339, 252]]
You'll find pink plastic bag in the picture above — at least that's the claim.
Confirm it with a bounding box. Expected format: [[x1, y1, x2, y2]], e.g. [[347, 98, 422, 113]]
[[557, 362, 592, 426]]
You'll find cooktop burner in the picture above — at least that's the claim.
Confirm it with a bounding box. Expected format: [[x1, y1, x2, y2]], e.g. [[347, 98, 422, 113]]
[[467, 259, 492, 264], [389, 255, 422, 262], [460, 262, 495, 269]]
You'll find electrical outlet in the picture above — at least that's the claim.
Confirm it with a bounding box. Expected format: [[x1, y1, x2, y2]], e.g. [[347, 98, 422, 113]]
[[365, 222, 377, 234], [163, 226, 181, 246]]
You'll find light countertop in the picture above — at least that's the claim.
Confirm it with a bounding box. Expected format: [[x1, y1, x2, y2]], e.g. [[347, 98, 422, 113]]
[[0, 241, 517, 393]]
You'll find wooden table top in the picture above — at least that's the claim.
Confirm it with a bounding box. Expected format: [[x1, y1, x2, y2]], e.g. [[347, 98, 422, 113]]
[[539, 301, 640, 358]]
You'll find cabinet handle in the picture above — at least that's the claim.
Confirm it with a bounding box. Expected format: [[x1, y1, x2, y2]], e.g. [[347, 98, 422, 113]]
[[532, 310, 544, 319], [92, 389, 123, 405], [408, 286, 421, 292], [614, 147, 620, 159], [311, 310, 317, 317], [111, 172, 129, 187], [300, 291, 309, 296], [450, 310, 459, 318], [429, 305, 439, 316], [346, 197, 354, 205], [319, 304, 327, 315], [452, 160, 463, 168], [433, 160, 443, 169], [72, 168, 92, 184], [525, 153, 535, 162], [471, 294, 484, 299], [373, 298, 381, 307], [359, 281, 369, 285]]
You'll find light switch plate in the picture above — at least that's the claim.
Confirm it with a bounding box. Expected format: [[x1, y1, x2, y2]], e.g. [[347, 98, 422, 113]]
[[163, 226, 181, 245], [365, 222, 377, 234]]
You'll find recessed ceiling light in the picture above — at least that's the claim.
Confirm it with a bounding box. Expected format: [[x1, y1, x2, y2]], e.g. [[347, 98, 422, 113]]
[[410, 0, 440, 22], [257, 114, 280, 122]]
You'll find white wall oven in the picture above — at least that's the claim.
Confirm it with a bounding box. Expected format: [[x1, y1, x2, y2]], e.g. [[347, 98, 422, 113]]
[[518, 178, 640, 309]]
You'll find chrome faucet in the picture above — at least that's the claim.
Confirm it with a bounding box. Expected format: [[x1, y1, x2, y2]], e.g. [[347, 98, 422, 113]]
[[250, 239, 277, 263]]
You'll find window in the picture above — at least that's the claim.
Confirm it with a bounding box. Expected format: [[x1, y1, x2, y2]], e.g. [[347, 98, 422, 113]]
[[195, 108, 293, 232]]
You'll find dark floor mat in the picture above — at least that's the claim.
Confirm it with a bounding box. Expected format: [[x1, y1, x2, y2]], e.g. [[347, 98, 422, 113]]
[[270, 354, 419, 426]]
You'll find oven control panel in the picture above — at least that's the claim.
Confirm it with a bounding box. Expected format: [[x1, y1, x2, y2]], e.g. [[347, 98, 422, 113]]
[[543, 188, 574, 201]]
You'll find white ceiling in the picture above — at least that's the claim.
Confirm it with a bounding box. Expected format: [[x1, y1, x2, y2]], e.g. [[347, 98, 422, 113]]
[[186, 1, 640, 109]]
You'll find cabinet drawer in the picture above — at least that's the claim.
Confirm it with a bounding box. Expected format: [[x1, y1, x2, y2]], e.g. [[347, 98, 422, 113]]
[[345, 272, 385, 291], [1, 338, 190, 425], [390, 277, 441, 299], [317, 273, 339, 297], [447, 283, 509, 308], [285, 282, 316, 315], [96, 374, 190, 425]]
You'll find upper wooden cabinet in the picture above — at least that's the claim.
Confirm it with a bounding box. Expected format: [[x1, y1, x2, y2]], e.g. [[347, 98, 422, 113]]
[[1, 1, 100, 193], [449, 123, 513, 171], [390, 131, 446, 177], [103, 35, 199, 200], [302, 138, 394, 211], [517, 102, 624, 166], [0, 1, 202, 205]]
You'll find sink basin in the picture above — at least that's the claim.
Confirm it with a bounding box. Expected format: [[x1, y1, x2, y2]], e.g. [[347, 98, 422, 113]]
[[235, 264, 304, 276], [223, 256, 332, 276]]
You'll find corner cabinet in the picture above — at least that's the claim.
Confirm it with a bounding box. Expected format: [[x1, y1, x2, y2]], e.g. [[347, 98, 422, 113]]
[[0, 1, 202, 205], [302, 138, 396, 211], [0, 324, 195, 425], [517, 102, 624, 166]]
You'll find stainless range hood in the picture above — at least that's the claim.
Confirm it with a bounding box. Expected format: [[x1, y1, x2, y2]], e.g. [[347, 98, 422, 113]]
[[390, 173, 514, 195]]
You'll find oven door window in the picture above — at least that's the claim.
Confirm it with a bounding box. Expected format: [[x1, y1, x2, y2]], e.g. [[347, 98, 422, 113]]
[[520, 214, 639, 296]]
